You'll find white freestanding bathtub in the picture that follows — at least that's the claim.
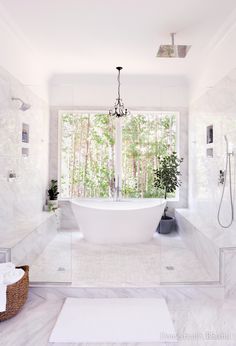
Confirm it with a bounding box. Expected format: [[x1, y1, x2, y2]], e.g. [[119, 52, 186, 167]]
[[71, 199, 166, 244]]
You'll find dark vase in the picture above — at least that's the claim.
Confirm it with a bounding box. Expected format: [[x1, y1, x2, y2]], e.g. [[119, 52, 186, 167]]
[[157, 216, 176, 234]]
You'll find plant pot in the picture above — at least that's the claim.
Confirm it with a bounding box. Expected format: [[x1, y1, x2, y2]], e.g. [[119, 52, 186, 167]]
[[48, 200, 58, 209], [157, 216, 176, 234]]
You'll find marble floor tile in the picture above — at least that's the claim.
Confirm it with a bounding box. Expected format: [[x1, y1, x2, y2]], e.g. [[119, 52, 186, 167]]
[[0, 291, 63, 346], [30, 232, 72, 283], [158, 232, 215, 283], [29, 231, 216, 286], [0, 289, 236, 346], [71, 234, 161, 287]]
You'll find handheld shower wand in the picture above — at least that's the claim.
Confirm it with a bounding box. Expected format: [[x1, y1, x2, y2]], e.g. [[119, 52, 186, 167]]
[[217, 135, 234, 228]]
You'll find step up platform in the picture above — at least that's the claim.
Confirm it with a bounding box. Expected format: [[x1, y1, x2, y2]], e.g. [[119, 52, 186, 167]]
[[0, 212, 57, 265]]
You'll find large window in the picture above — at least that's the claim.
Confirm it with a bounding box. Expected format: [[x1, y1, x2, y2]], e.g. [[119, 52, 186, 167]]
[[60, 111, 177, 198], [60, 112, 115, 198]]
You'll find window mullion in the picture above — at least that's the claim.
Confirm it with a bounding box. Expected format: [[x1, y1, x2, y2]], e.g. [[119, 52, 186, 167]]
[[114, 118, 123, 190]]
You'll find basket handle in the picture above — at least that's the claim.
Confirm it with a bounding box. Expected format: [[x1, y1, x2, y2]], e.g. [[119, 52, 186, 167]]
[[16, 265, 29, 273]]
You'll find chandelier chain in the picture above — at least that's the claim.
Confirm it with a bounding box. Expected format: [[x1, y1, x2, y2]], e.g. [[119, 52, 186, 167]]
[[109, 66, 130, 118], [117, 69, 121, 101]]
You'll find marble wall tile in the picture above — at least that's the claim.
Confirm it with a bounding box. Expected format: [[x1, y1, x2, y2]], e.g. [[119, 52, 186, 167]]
[[49, 106, 59, 181], [222, 249, 236, 299], [176, 212, 236, 300], [0, 66, 50, 230], [189, 69, 236, 233], [0, 249, 10, 263], [175, 210, 220, 280], [177, 68, 236, 292]]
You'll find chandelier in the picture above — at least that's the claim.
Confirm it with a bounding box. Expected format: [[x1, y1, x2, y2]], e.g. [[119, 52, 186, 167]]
[[109, 66, 130, 118]]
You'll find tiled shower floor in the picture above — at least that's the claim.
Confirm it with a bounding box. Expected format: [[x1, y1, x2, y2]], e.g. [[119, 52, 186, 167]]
[[30, 230, 218, 285]]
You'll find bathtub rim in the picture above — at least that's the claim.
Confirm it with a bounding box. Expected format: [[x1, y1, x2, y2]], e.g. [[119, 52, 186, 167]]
[[70, 198, 166, 211]]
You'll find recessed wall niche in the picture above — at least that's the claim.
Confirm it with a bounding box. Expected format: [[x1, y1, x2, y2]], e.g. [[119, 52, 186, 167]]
[[22, 147, 29, 157], [206, 125, 213, 144], [206, 148, 213, 158], [22, 123, 29, 143]]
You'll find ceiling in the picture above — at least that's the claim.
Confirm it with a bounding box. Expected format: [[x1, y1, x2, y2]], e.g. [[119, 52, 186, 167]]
[[0, 0, 236, 79]]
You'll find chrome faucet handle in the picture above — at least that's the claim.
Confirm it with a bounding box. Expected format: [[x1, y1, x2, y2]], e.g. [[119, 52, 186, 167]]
[[218, 170, 225, 185]]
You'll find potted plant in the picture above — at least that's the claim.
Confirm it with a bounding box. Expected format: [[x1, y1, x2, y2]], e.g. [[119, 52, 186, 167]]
[[154, 152, 183, 234], [47, 179, 59, 211]]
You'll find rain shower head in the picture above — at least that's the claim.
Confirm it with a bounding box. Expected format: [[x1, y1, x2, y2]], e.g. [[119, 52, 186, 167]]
[[11, 97, 31, 111], [156, 33, 191, 58]]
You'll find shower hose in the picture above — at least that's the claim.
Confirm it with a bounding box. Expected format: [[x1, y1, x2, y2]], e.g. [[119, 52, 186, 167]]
[[217, 151, 234, 228]]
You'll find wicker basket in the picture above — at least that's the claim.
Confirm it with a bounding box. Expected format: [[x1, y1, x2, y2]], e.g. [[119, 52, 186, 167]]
[[0, 265, 29, 322]]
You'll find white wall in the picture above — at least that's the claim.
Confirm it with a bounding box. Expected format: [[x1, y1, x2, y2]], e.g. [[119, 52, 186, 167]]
[[0, 3, 48, 101], [190, 9, 236, 102], [49, 74, 189, 108]]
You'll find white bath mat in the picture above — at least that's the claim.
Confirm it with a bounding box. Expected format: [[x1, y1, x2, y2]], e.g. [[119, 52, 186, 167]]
[[49, 298, 177, 343]]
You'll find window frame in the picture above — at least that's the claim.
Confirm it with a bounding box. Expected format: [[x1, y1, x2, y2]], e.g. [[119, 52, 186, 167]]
[[58, 110, 180, 201]]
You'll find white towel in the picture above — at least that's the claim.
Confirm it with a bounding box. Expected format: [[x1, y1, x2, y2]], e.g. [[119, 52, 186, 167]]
[[0, 263, 25, 313], [0, 263, 15, 285], [0, 262, 15, 274], [4, 268, 24, 285], [0, 263, 24, 285], [0, 285, 7, 313]]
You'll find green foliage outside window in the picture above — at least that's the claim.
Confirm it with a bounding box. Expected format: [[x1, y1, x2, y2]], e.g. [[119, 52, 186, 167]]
[[122, 113, 176, 198], [61, 113, 115, 198], [60, 112, 177, 198]]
